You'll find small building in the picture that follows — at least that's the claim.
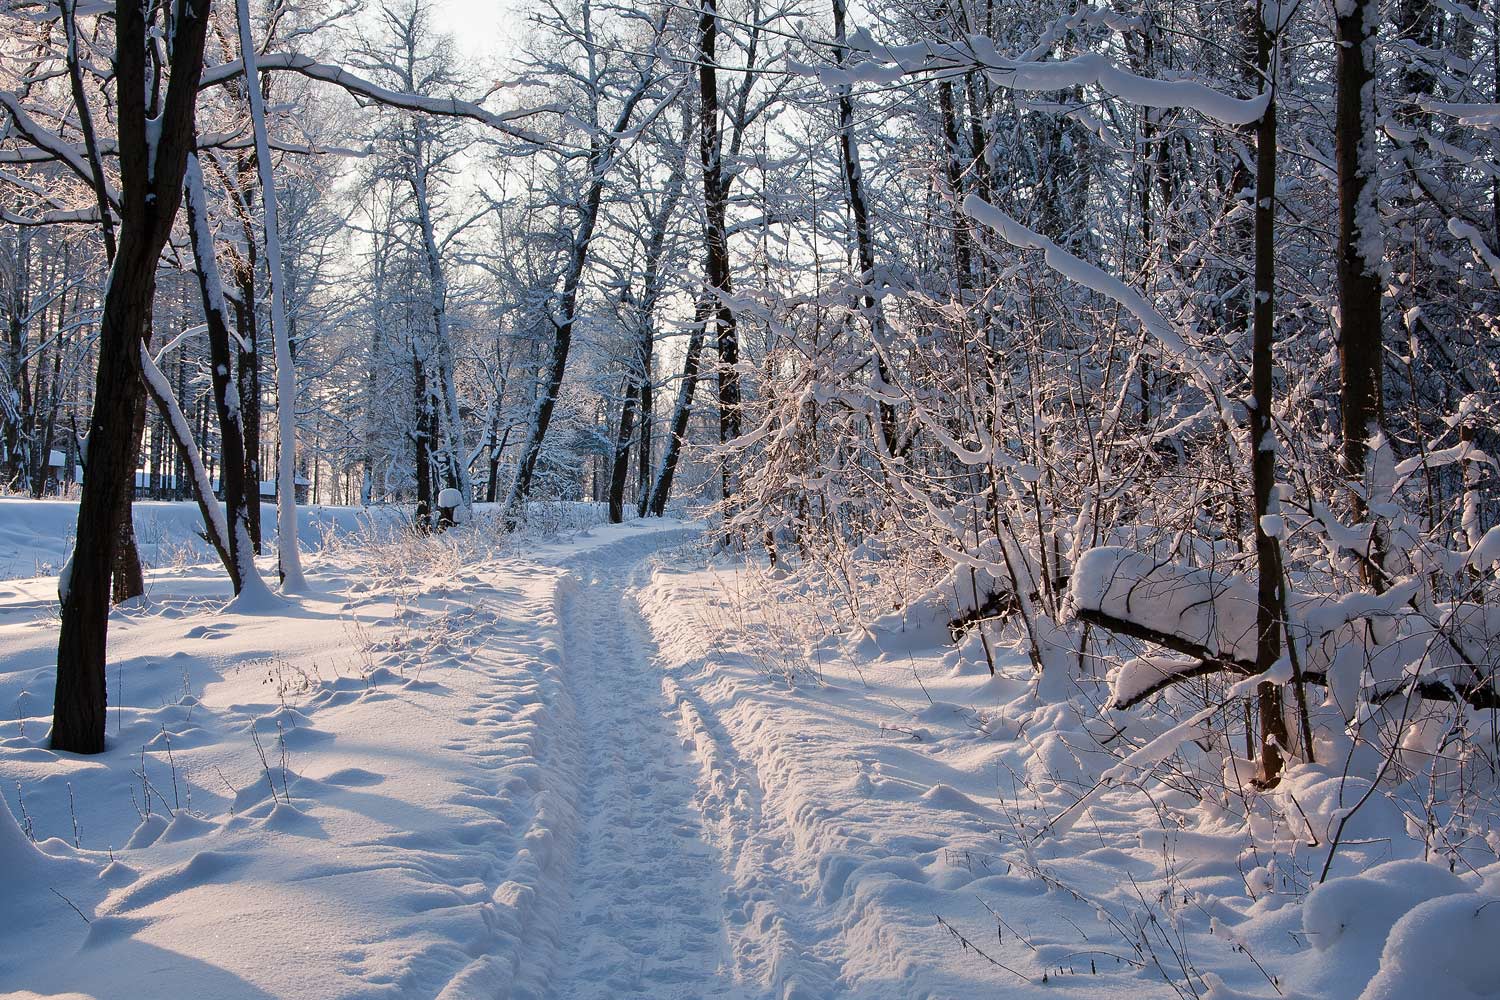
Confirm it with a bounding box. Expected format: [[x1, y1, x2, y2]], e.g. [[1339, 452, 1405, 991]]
[[259, 475, 311, 504]]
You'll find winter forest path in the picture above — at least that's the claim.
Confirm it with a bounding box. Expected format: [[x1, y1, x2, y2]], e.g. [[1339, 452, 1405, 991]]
[[538, 536, 752, 999], [0, 519, 1032, 1000]]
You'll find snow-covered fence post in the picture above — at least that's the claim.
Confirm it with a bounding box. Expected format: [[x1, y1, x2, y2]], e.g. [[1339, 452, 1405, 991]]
[[437, 486, 462, 531]]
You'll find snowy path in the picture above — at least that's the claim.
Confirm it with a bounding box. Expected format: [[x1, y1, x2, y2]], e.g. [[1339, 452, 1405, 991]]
[[540, 550, 744, 999], [6, 516, 1368, 1000]]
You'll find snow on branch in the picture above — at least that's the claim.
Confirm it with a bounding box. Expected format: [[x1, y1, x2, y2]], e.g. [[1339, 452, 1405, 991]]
[[199, 54, 559, 142], [846, 32, 1267, 126], [0, 206, 103, 226], [0, 89, 121, 204], [1071, 546, 1258, 668], [1448, 219, 1500, 287], [1421, 98, 1500, 128], [1073, 546, 1500, 712], [961, 194, 1232, 419]]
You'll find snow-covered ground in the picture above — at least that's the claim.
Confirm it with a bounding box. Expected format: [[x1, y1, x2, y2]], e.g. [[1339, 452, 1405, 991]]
[[0, 498, 608, 581], [2, 507, 1497, 999]]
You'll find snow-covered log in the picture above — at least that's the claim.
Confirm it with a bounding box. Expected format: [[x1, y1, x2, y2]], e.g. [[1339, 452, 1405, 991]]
[[1073, 547, 1500, 712], [1071, 546, 1259, 668]]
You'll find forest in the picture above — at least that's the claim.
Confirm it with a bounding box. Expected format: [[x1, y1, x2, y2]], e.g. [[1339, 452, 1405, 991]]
[[1, 0, 1498, 996]]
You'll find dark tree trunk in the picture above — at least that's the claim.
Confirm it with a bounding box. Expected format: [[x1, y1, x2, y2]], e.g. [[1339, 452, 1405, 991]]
[[504, 72, 658, 517], [186, 150, 254, 592], [413, 354, 434, 532], [485, 423, 509, 504], [936, 79, 973, 289], [635, 375, 653, 514], [648, 299, 712, 517], [610, 140, 686, 523], [4, 236, 34, 490], [61, 0, 117, 264], [233, 168, 263, 553], [607, 360, 639, 523], [1335, 0, 1384, 515], [1250, 6, 1289, 786], [31, 322, 63, 499], [53, 0, 212, 755], [831, 0, 898, 455], [698, 0, 741, 517], [110, 392, 147, 605], [504, 169, 604, 514]]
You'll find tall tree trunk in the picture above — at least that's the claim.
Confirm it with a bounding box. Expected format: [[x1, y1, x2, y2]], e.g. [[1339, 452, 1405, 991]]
[[936, 79, 973, 289], [54, 0, 212, 755], [410, 163, 471, 509], [503, 70, 659, 517], [31, 328, 62, 499], [607, 329, 641, 524], [237, 0, 305, 590], [831, 0, 899, 456], [486, 422, 509, 504], [232, 236, 263, 553], [413, 353, 434, 532], [648, 298, 712, 516], [4, 233, 34, 490], [698, 0, 741, 520], [1335, 0, 1384, 522], [61, 0, 117, 261], [186, 150, 267, 598], [635, 378, 654, 512], [1250, 3, 1290, 785], [362, 235, 388, 508], [610, 140, 687, 523]]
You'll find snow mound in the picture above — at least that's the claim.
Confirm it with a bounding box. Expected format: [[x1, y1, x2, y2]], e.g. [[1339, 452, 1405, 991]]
[[1303, 859, 1467, 956], [1357, 887, 1500, 1000]]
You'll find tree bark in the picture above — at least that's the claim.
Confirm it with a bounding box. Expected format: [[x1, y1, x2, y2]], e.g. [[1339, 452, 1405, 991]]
[[1250, 4, 1290, 785], [186, 150, 264, 596], [697, 0, 741, 519], [831, 0, 898, 453], [607, 334, 641, 524], [610, 137, 687, 523], [413, 353, 434, 532], [1335, 0, 1384, 514], [54, 0, 212, 754], [503, 62, 660, 518], [648, 298, 712, 516], [235, 0, 305, 590]]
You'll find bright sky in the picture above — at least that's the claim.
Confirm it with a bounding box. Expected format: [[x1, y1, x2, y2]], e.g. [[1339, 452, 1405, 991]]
[[430, 0, 526, 63]]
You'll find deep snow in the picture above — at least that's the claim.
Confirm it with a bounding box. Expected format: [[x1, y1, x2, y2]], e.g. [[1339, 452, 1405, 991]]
[[1, 505, 1496, 999]]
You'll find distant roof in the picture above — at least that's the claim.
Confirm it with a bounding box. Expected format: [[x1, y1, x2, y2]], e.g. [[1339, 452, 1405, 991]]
[[259, 476, 311, 496]]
